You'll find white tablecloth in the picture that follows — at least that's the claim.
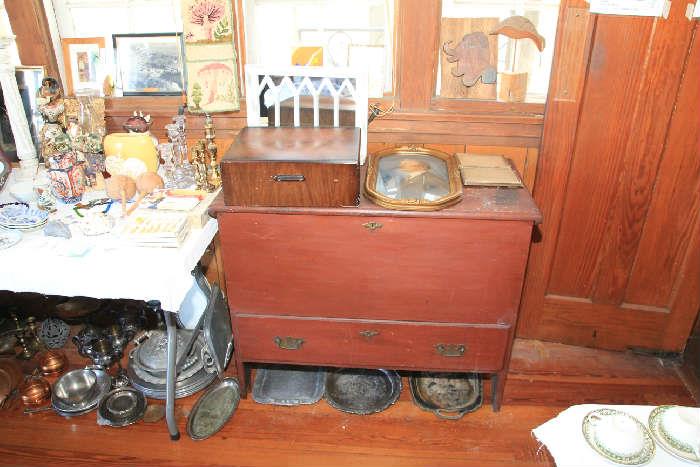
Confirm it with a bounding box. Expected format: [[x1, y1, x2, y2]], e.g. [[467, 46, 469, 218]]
[[532, 404, 697, 467], [0, 170, 218, 312]]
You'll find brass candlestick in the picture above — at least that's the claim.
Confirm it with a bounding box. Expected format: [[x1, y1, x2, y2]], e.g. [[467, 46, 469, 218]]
[[193, 140, 212, 192], [203, 114, 221, 190]]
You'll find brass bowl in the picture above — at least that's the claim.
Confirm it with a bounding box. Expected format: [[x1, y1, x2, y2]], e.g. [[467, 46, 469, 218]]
[[20, 377, 51, 406], [39, 350, 67, 376]]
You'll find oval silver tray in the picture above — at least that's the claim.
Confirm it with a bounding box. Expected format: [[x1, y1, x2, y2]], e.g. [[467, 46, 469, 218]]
[[98, 387, 147, 427], [324, 368, 401, 415], [253, 365, 325, 406], [187, 377, 240, 440]]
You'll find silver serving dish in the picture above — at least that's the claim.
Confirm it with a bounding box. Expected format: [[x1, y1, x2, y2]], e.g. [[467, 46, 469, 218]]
[[98, 387, 147, 427], [325, 368, 402, 415], [52, 367, 111, 415], [135, 330, 199, 375], [253, 365, 325, 406], [187, 378, 240, 440], [409, 372, 482, 420]]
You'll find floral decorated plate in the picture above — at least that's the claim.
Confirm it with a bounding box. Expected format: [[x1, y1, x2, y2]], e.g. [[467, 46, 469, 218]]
[[0, 227, 22, 250], [582, 408, 655, 465], [0, 204, 49, 230], [649, 405, 700, 464]]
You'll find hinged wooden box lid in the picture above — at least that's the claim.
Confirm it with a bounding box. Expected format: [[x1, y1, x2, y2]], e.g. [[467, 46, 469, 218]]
[[221, 127, 360, 207]]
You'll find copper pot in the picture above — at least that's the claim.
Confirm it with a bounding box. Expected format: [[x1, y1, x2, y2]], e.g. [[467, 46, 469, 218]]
[[39, 350, 67, 376], [20, 376, 51, 406]]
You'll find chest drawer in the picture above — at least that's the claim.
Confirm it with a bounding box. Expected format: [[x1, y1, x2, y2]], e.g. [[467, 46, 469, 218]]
[[235, 315, 510, 372], [220, 213, 532, 324]]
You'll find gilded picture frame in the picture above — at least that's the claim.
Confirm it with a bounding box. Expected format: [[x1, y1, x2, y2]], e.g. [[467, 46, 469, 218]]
[[364, 146, 463, 211]]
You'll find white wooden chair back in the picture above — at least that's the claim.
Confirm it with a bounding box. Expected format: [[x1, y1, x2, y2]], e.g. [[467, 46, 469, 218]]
[[245, 64, 368, 163]]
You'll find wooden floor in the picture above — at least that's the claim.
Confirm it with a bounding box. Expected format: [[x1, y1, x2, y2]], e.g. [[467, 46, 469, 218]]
[[0, 339, 695, 467]]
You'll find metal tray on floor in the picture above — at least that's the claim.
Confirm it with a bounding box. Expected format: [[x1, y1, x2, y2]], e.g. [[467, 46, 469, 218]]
[[324, 368, 401, 415], [252, 365, 325, 406], [409, 372, 482, 420]]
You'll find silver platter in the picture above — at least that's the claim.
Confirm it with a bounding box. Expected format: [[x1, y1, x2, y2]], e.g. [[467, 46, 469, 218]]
[[187, 377, 240, 440], [325, 368, 401, 415], [253, 365, 325, 406]]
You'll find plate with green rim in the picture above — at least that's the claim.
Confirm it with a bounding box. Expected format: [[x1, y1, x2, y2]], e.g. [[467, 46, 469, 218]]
[[582, 408, 655, 465], [648, 405, 700, 465]]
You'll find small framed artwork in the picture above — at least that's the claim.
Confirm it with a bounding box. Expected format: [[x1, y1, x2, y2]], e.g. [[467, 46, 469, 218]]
[[62, 37, 105, 96], [113, 33, 185, 96]]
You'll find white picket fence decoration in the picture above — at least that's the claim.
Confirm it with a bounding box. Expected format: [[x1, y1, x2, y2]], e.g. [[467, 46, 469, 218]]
[[245, 64, 368, 163]]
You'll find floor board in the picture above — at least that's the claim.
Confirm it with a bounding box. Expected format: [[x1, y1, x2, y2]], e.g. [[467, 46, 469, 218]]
[[0, 339, 695, 467]]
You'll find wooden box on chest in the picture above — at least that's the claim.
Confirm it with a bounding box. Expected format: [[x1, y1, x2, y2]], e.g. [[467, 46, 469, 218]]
[[220, 127, 360, 208], [212, 183, 541, 411]]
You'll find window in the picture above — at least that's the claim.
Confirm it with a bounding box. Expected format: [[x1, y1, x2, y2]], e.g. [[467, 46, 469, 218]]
[[438, 0, 560, 103], [242, 0, 394, 98]]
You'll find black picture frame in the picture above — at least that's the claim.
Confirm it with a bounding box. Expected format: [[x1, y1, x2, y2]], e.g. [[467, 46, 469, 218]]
[[112, 32, 185, 96]]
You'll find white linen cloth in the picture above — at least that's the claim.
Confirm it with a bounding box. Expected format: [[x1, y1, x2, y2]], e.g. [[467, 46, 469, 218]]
[[532, 404, 696, 467], [0, 170, 218, 312]]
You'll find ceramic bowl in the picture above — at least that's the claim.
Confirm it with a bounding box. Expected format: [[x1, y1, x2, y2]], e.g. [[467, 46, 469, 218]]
[[9, 181, 37, 203], [661, 406, 700, 451]]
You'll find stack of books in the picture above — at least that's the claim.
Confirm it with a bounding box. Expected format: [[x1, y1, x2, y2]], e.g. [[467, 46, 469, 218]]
[[120, 212, 190, 248]]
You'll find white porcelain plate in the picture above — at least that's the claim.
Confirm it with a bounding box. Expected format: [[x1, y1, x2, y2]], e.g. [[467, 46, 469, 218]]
[[582, 408, 655, 465], [0, 227, 22, 250], [649, 405, 700, 464]]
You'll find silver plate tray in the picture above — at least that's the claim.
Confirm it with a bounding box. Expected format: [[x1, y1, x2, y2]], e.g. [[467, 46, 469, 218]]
[[409, 372, 482, 420], [253, 365, 325, 406], [127, 363, 216, 400], [187, 377, 240, 440], [325, 368, 401, 415]]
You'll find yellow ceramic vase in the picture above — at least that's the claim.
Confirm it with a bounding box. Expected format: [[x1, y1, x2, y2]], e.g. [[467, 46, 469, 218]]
[[103, 132, 159, 173]]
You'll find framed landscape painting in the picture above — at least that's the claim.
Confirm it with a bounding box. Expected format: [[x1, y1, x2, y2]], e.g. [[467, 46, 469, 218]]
[[113, 33, 185, 96]]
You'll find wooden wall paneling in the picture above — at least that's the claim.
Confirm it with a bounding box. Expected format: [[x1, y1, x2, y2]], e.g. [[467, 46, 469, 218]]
[[628, 29, 700, 349], [4, 0, 62, 87], [590, 2, 696, 305], [394, 0, 441, 111], [518, 0, 700, 352], [546, 16, 656, 297], [516, 1, 594, 337]]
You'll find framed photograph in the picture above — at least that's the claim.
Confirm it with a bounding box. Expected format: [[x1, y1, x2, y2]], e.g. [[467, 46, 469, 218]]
[[113, 33, 184, 96], [61, 37, 105, 96], [364, 147, 463, 211]]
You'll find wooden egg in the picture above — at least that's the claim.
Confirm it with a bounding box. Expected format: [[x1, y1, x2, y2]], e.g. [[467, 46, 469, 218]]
[[105, 175, 136, 201], [136, 172, 164, 195]]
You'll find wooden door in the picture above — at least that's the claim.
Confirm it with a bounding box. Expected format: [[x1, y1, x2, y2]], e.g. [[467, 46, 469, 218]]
[[517, 0, 700, 352]]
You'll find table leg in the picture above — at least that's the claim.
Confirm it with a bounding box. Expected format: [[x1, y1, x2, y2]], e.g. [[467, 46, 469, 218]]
[[491, 371, 503, 412], [164, 310, 180, 441]]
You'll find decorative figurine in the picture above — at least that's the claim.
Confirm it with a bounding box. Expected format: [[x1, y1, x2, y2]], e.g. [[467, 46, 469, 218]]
[[192, 140, 212, 191], [36, 77, 66, 163]]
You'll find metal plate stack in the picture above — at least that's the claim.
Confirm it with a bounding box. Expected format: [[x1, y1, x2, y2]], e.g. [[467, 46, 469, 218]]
[[127, 331, 217, 399]]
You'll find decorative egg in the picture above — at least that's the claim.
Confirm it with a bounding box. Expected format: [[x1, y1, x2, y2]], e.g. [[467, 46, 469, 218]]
[[136, 172, 164, 195], [105, 175, 137, 201]]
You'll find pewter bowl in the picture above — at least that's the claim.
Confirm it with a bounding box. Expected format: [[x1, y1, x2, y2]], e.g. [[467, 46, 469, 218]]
[[53, 368, 97, 406], [98, 388, 147, 427]]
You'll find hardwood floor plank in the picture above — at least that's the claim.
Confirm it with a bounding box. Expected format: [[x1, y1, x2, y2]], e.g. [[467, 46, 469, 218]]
[[0, 339, 694, 467]]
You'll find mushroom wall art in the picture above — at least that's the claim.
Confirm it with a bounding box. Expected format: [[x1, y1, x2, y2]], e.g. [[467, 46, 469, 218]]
[[181, 0, 240, 112]]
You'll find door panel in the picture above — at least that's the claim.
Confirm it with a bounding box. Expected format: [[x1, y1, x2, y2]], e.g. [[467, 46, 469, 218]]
[[518, 0, 700, 352]]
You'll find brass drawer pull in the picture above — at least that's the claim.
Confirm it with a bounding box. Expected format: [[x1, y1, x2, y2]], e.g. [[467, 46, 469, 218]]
[[274, 336, 304, 350], [362, 221, 383, 231], [272, 174, 305, 182], [359, 330, 380, 339], [435, 343, 466, 357]]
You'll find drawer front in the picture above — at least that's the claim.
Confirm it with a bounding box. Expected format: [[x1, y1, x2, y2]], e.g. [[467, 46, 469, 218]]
[[236, 315, 510, 372], [220, 213, 531, 324], [221, 162, 359, 207]]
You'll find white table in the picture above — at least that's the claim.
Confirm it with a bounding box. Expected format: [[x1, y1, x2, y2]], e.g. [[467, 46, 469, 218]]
[[0, 169, 218, 439]]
